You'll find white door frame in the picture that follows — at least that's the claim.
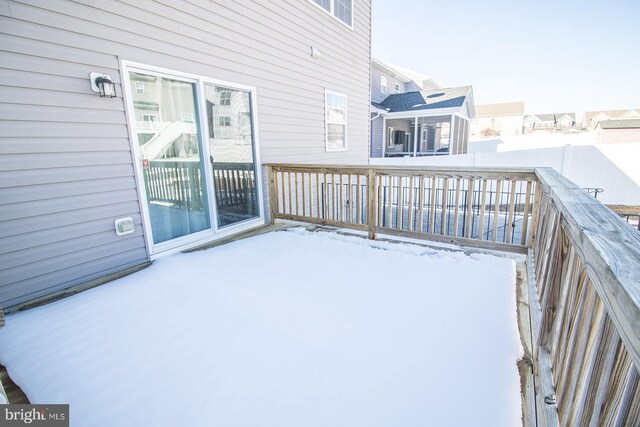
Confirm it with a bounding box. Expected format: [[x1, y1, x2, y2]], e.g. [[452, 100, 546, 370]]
[[120, 60, 264, 258]]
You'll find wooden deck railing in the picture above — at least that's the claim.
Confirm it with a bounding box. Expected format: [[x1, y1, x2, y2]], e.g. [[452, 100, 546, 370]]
[[266, 163, 640, 426], [267, 164, 538, 253], [529, 168, 640, 426]]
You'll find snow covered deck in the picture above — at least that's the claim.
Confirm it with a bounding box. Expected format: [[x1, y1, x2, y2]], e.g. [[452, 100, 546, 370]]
[[0, 229, 523, 426]]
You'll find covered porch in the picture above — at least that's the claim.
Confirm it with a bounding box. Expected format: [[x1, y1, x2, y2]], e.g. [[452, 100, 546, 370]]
[[371, 86, 474, 158]]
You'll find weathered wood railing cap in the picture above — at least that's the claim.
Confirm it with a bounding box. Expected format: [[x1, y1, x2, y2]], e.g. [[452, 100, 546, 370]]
[[265, 163, 538, 179], [536, 167, 640, 371]]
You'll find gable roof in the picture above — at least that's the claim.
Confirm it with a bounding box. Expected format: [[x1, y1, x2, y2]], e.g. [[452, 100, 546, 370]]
[[372, 57, 441, 90], [527, 113, 575, 122], [596, 119, 640, 129], [584, 109, 640, 123], [475, 102, 525, 117], [377, 86, 472, 113]]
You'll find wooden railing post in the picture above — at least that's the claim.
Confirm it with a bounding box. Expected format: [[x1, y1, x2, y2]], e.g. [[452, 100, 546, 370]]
[[267, 165, 277, 225], [367, 168, 377, 240]]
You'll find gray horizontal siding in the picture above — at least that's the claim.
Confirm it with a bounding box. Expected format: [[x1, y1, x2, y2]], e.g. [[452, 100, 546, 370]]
[[0, 0, 372, 308], [371, 66, 407, 104]]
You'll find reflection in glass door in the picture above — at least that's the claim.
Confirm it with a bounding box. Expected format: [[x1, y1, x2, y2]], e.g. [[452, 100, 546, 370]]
[[203, 84, 259, 227], [129, 72, 210, 244]]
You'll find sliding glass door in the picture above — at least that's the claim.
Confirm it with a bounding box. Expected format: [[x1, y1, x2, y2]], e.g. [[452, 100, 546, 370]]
[[203, 84, 260, 227], [129, 72, 210, 245], [125, 63, 263, 254]]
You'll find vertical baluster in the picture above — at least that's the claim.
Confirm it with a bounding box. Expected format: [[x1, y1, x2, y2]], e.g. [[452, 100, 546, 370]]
[[356, 175, 362, 224], [521, 181, 533, 245], [441, 177, 449, 235], [453, 177, 461, 237], [417, 176, 425, 233], [387, 176, 393, 228], [407, 176, 415, 231], [429, 177, 436, 233], [506, 180, 517, 243], [465, 178, 475, 238], [397, 176, 404, 229], [347, 174, 352, 223], [492, 180, 503, 242], [316, 172, 321, 218], [293, 172, 299, 216], [478, 179, 488, 240]]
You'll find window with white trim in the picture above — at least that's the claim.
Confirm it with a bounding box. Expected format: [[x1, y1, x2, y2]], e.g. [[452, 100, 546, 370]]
[[313, 0, 353, 27], [142, 114, 157, 122], [219, 116, 231, 127], [325, 90, 347, 151], [135, 82, 145, 94], [380, 76, 387, 94], [394, 82, 401, 93]]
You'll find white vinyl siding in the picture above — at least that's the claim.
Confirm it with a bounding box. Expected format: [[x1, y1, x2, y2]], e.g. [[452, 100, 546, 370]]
[[0, 0, 371, 309]]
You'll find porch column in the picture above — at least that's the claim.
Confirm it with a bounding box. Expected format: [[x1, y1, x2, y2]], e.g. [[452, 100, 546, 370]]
[[450, 114, 456, 155], [413, 117, 419, 157]]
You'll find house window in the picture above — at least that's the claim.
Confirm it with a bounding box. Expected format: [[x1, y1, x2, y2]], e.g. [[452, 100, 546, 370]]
[[142, 114, 157, 122], [219, 116, 231, 127], [380, 76, 387, 95], [135, 82, 145, 94], [181, 113, 195, 123], [325, 90, 347, 151], [312, 0, 353, 27], [220, 90, 231, 106], [394, 82, 401, 93]]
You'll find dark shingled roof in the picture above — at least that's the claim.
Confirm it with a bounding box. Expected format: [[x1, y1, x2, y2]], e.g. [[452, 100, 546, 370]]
[[375, 86, 471, 113], [597, 119, 640, 129]]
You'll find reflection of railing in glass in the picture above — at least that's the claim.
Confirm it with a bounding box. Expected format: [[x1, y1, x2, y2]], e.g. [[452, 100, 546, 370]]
[[143, 161, 204, 210], [142, 160, 257, 225], [212, 162, 258, 227]]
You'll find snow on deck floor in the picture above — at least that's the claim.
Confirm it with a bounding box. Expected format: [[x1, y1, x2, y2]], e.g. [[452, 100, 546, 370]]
[[0, 229, 522, 427]]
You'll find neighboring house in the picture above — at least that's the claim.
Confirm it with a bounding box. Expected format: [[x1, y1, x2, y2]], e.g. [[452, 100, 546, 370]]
[[470, 102, 525, 137], [0, 0, 371, 310], [523, 113, 576, 134], [595, 119, 640, 144], [370, 59, 474, 158], [582, 109, 640, 130]]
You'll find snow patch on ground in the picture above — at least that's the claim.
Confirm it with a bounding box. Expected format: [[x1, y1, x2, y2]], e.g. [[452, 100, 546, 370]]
[[0, 229, 522, 427]]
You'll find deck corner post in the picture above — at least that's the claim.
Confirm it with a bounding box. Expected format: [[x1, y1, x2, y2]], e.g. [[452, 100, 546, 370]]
[[367, 168, 377, 240], [267, 165, 277, 225]]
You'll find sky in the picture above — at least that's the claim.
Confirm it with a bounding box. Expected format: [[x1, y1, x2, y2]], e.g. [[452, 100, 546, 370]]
[[371, 0, 640, 117]]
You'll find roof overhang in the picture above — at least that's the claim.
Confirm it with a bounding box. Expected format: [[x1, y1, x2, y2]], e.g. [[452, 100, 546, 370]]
[[384, 107, 465, 120]]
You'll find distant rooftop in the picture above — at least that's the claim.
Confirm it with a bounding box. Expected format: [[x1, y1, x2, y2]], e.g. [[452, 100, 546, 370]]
[[597, 119, 640, 129], [584, 109, 640, 121], [527, 113, 576, 121], [475, 102, 525, 117], [372, 57, 441, 90]]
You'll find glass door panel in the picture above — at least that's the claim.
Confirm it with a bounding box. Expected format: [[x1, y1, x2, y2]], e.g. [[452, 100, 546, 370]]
[[203, 84, 259, 227], [129, 72, 211, 244]]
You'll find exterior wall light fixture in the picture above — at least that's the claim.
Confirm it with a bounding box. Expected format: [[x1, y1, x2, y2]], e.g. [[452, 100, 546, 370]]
[[89, 72, 117, 98]]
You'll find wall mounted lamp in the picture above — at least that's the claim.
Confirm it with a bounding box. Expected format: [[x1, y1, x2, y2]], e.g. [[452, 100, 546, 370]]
[[89, 72, 117, 98]]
